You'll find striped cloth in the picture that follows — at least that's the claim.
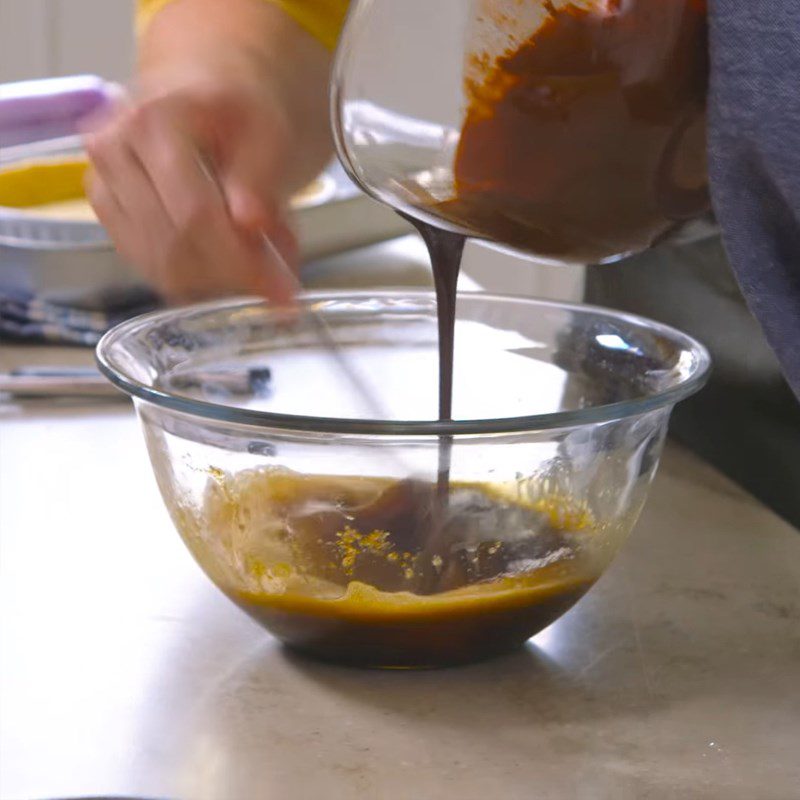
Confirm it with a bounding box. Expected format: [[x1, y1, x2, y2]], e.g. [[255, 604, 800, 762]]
[[0, 287, 158, 346]]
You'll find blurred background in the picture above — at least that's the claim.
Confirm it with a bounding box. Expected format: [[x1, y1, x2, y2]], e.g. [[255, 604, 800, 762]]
[[0, 1, 134, 84], [0, 0, 585, 303]]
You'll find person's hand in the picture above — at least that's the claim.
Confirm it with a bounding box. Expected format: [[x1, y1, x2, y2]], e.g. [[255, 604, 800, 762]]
[[83, 0, 334, 304], [84, 58, 300, 304]]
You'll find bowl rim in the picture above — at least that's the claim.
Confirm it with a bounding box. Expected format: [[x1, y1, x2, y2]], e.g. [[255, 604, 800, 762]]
[[96, 290, 711, 436]]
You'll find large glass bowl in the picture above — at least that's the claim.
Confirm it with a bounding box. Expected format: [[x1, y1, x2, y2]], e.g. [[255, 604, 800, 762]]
[[97, 291, 709, 668]]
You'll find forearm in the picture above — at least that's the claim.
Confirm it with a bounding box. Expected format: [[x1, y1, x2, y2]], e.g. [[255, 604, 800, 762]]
[[137, 0, 334, 192]]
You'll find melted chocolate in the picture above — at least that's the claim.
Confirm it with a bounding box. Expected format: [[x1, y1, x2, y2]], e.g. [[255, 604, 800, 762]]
[[214, 473, 596, 667], [435, 0, 709, 262], [407, 1, 709, 511], [400, 215, 465, 506]]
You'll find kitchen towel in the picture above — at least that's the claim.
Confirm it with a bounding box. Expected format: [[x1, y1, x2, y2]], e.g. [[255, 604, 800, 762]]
[[0, 287, 157, 346]]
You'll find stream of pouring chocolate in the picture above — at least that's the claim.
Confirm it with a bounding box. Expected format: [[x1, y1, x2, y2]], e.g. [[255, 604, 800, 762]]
[[408, 0, 708, 502]]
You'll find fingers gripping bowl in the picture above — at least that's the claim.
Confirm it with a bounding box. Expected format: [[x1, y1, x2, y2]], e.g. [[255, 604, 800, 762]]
[[97, 291, 709, 668]]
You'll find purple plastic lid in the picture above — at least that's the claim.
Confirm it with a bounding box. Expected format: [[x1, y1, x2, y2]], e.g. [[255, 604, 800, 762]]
[[0, 75, 117, 148]]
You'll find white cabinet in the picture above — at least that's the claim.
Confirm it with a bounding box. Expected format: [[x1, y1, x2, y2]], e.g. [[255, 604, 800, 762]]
[[0, 0, 134, 83], [462, 241, 586, 302]]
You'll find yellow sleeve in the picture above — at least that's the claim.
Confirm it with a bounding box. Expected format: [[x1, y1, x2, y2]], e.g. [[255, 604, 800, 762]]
[[136, 0, 349, 50], [135, 0, 176, 36]]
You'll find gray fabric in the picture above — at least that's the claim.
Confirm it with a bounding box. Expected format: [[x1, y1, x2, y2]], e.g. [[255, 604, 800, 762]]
[[708, 0, 800, 399], [585, 238, 800, 529]]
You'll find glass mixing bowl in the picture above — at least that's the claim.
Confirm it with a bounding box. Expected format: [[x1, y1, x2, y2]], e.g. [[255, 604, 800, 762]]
[[97, 291, 709, 668]]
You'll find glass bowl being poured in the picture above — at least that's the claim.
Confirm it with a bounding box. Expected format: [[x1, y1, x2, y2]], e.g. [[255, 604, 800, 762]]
[[332, 0, 710, 265], [97, 290, 709, 668]]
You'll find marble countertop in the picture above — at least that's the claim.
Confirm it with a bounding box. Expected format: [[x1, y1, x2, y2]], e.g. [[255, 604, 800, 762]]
[[1, 240, 798, 800], [2, 403, 798, 800]]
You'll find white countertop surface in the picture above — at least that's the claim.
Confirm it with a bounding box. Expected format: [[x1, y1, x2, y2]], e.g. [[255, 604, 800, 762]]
[[1, 238, 798, 800]]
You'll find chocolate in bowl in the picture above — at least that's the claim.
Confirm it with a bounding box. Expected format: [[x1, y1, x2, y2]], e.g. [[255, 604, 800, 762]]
[[97, 290, 710, 667]]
